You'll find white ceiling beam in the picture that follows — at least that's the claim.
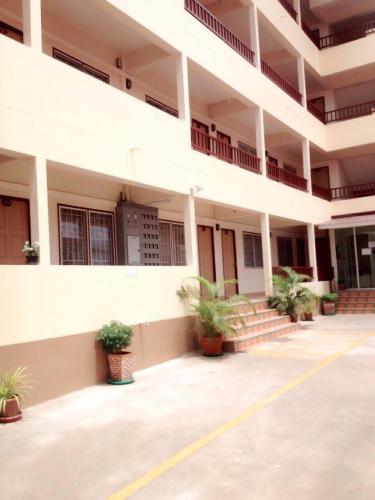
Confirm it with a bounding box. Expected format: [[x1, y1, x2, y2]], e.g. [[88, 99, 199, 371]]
[[125, 44, 171, 74]]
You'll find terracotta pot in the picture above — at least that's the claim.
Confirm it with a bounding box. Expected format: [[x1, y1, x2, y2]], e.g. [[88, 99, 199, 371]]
[[25, 255, 39, 265], [322, 301, 336, 315], [201, 335, 223, 356], [303, 311, 313, 321], [107, 351, 135, 384], [290, 313, 299, 323], [0, 397, 22, 424]]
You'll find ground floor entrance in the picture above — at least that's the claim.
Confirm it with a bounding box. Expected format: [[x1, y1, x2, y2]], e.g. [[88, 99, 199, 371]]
[[0, 195, 30, 264], [335, 225, 375, 289]]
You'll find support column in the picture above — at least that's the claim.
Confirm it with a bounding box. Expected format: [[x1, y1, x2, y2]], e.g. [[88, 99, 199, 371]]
[[29, 157, 51, 265], [255, 108, 266, 175], [261, 213, 273, 296], [328, 228, 338, 288], [22, 0, 42, 51], [293, 0, 301, 25], [302, 138, 312, 193], [176, 53, 191, 127], [297, 55, 307, 107], [249, 3, 260, 69], [307, 223, 318, 282], [183, 193, 199, 273]]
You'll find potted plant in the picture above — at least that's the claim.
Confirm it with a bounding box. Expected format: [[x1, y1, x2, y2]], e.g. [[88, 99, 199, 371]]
[[321, 293, 337, 315], [269, 267, 313, 323], [96, 321, 135, 384], [0, 367, 31, 424], [22, 241, 40, 264], [302, 301, 314, 321], [177, 276, 253, 356]]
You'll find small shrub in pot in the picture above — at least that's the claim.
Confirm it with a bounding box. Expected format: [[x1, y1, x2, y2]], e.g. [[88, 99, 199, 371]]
[[97, 321, 135, 384], [321, 293, 337, 315], [0, 367, 31, 424]]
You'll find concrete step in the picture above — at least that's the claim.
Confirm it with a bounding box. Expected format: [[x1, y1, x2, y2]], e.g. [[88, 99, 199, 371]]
[[338, 297, 375, 304], [339, 290, 375, 298], [233, 298, 268, 314], [228, 308, 279, 324], [230, 315, 291, 337], [337, 308, 375, 314], [337, 302, 375, 309], [223, 322, 300, 353]]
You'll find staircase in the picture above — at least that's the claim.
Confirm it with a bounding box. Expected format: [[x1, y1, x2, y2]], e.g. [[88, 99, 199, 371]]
[[223, 297, 300, 352], [337, 290, 375, 314]]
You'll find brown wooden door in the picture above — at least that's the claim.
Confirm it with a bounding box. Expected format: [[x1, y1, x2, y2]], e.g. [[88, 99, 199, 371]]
[[217, 131, 232, 162], [0, 197, 30, 264], [197, 225, 216, 284], [192, 119, 210, 154], [221, 228, 238, 298]]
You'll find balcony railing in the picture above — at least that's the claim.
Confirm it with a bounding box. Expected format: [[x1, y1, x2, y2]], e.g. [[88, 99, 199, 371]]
[[185, 0, 255, 65], [261, 60, 302, 104], [325, 101, 375, 123], [312, 183, 331, 200], [319, 19, 375, 49], [307, 101, 326, 124], [331, 182, 375, 200], [266, 162, 307, 191], [273, 266, 313, 279], [277, 0, 298, 22], [191, 128, 261, 174], [302, 21, 320, 47]]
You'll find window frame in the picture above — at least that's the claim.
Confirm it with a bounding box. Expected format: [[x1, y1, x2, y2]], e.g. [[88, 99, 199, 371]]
[[159, 219, 186, 266], [52, 48, 110, 84], [243, 231, 263, 268], [58, 204, 116, 265]]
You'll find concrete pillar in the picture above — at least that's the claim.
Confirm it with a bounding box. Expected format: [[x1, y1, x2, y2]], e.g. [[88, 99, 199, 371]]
[[261, 213, 273, 296], [255, 108, 266, 175], [176, 53, 190, 125], [297, 55, 307, 107], [22, 0, 42, 50], [29, 157, 50, 265], [328, 228, 338, 287], [293, 0, 301, 25], [249, 3, 260, 69], [302, 138, 312, 193], [184, 193, 199, 273], [307, 223, 318, 282]]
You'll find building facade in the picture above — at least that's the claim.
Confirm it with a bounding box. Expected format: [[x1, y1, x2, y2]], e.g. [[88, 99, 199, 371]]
[[1, 0, 375, 404]]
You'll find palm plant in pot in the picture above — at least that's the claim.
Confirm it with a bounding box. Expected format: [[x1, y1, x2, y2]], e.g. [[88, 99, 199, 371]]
[[0, 367, 31, 424], [177, 276, 253, 356], [269, 267, 312, 322], [96, 321, 135, 384]]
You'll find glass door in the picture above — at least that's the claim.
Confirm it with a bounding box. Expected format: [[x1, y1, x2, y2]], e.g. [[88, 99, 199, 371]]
[[355, 226, 375, 288], [335, 228, 357, 289]]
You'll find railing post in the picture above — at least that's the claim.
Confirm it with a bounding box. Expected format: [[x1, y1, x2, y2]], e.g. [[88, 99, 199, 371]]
[[29, 157, 51, 265], [297, 55, 307, 108], [22, 0, 42, 50], [249, 2, 260, 69], [255, 108, 266, 175], [261, 213, 273, 296], [302, 138, 312, 193], [307, 223, 318, 282], [183, 192, 199, 273]]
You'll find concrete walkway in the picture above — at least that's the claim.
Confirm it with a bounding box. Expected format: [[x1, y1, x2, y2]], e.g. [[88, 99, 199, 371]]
[[1, 315, 375, 500]]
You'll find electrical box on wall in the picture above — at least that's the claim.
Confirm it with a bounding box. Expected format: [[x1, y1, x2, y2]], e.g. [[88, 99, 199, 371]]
[[116, 201, 160, 266]]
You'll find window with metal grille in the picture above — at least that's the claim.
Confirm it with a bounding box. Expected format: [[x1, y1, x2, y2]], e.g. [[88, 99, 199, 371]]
[[277, 237, 293, 266], [145, 96, 178, 117], [0, 20, 23, 43], [52, 48, 110, 84], [238, 141, 257, 156], [159, 220, 186, 265], [243, 232, 263, 268], [283, 163, 297, 174], [59, 206, 114, 265]]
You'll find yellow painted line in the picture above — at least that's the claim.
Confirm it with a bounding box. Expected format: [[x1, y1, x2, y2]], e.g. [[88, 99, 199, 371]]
[[108, 333, 374, 500]]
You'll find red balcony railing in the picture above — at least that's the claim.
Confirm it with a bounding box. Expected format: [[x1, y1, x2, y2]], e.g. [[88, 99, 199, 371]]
[[331, 182, 375, 200], [302, 21, 320, 47], [261, 60, 302, 104], [325, 101, 375, 123], [266, 162, 307, 191], [191, 128, 261, 174], [273, 266, 313, 279], [319, 19, 375, 49], [307, 101, 326, 124], [312, 183, 331, 201], [277, 0, 297, 22], [184, 0, 255, 65]]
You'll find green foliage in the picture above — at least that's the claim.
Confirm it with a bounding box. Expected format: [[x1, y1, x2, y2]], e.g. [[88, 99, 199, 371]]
[[177, 276, 254, 338], [0, 367, 32, 414], [97, 320, 134, 353], [321, 293, 338, 303], [22, 241, 39, 257], [269, 266, 317, 315]]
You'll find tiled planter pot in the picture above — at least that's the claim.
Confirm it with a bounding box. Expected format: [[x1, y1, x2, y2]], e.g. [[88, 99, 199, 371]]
[[107, 351, 135, 384]]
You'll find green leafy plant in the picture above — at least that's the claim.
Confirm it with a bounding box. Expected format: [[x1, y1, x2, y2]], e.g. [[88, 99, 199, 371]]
[[22, 241, 39, 257], [96, 321, 134, 353], [177, 276, 254, 338], [0, 367, 31, 414], [269, 266, 314, 316], [321, 293, 337, 303]]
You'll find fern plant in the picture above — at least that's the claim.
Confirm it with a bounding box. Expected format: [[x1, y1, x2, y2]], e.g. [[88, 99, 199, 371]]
[[0, 367, 31, 415], [177, 276, 254, 338], [269, 266, 315, 315]]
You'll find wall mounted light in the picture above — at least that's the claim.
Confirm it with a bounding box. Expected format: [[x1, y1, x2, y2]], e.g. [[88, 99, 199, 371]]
[[1, 196, 12, 207], [211, 123, 216, 132], [115, 57, 123, 69], [216, 223, 221, 231], [126, 78, 133, 90]]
